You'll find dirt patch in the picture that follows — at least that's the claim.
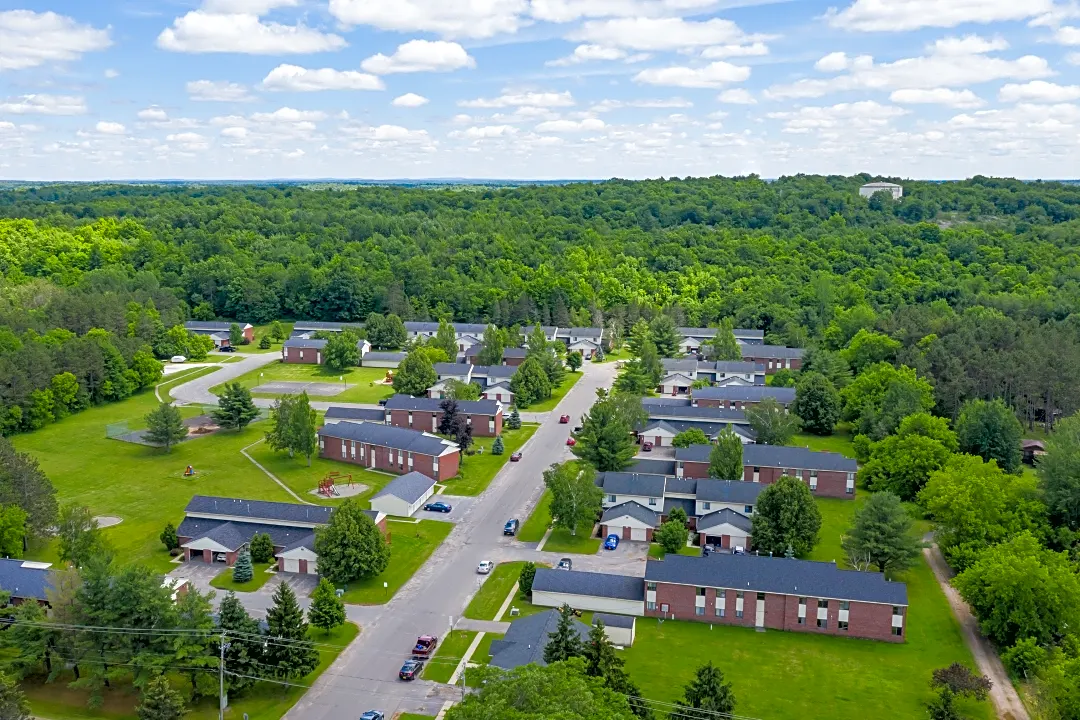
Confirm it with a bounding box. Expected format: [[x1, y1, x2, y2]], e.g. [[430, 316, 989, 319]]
[[309, 482, 368, 499], [94, 516, 123, 528]]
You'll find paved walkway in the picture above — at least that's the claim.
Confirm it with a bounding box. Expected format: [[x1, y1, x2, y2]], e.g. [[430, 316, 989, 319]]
[[923, 543, 1029, 720], [453, 619, 510, 633], [169, 351, 279, 405]]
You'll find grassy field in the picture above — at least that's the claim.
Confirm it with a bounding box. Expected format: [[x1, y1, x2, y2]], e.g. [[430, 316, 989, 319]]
[[422, 629, 476, 683], [232, 321, 295, 354], [519, 490, 601, 554], [338, 519, 452, 604], [526, 371, 582, 412], [26, 622, 359, 720], [648, 543, 700, 559], [444, 424, 539, 496], [13, 368, 314, 574], [790, 423, 857, 457], [518, 489, 554, 542], [464, 561, 535, 620], [209, 562, 276, 592], [213, 361, 395, 404]]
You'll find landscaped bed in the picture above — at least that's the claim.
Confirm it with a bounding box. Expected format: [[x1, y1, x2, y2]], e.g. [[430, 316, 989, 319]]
[[212, 362, 395, 404], [208, 562, 275, 592], [337, 519, 453, 604]]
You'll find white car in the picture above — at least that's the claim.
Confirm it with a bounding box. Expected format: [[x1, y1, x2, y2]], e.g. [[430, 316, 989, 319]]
[[170, 356, 187, 363], [476, 560, 494, 574]]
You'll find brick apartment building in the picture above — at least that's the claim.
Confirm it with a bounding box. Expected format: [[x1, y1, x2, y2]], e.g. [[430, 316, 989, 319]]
[[282, 337, 371, 364], [675, 444, 857, 498], [691, 385, 796, 409], [740, 344, 804, 373], [383, 394, 503, 437], [317, 420, 460, 482]]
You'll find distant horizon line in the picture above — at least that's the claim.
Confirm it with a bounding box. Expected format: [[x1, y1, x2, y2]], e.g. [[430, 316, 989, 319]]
[[0, 176, 1077, 185]]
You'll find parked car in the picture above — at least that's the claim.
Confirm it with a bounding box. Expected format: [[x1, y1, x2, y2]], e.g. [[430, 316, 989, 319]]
[[503, 519, 519, 536], [510, 451, 522, 462], [378, 399, 388, 406], [566, 437, 577, 447], [559, 414, 571, 424], [604, 534, 620, 550], [642, 442, 653, 452], [219, 345, 237, 352], [572, 426, 582, 433], [399, 659, 424, 681], [170, 355, 186, 363], [423, 501, 452, 513], [477, 560, 494, 574], [412, 635, 438, 658], [702, 544, 714, 557], [557, 557, 573, 570], [360, 712, 385, 720], [732, 546, 746, 555]]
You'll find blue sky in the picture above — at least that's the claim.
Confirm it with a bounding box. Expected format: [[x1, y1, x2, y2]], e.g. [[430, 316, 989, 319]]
[[1, 0, 1079, 180]]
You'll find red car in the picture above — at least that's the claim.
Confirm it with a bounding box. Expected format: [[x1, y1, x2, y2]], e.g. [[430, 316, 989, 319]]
[[412, 635, 438, 658], [510, 451, 522, 462], [566, 437, 577, 446], [559, 414, 571, 424], [642, 442, 653, 452]]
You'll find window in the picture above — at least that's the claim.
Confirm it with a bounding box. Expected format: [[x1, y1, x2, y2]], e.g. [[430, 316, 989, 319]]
[[646, 601, 656, 611], [757, 592, 765, 600], [695, 606, 705, 616], [818, 599, 829, 609], [609, 494, 617, 503], [838, 621, 849, 631], [846, 473, 855, 494], [840, 601, 849, 611], [702, 501, 711, 510], [649, 497, 657, 506], [697, 587, 707, 596], [817, 618, 827, 629], [736, 591, 744, 599], [715, 606, 725, 617], [892, 626, 903, 636], [798, 616, 805, 625], [647, 582, 656, 591], [744, 505, 753, 514], [407, 412, 413, 426], [299, 350, 304, 359], [892, 606, 904, 616], [736, 609, 744, 618]]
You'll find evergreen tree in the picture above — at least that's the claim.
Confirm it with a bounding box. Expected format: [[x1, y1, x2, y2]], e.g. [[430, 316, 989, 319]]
[[567, 351, 583, 371], [309, 578, 346, 635], [137, 674, 185, 720], [159, 522, 179, 551], [509, 356, 552, 408], [572, 391, 643, 471], [173, 585, 216, 699], [637, 338, 663, 386], [709, 428, 744, 480], [314, 499, 391, 585], [438, 398, 460, 436], [217, 593, 263, 694], [212, 382, 259, 431], [702, 319, 741, 361], [543, 605, 584, 664], [269, 320, 287, 341], [508, 408, 522, 429], [955, 398, 1023, 474], [433, 318, 459, 360], [672, 662, 737, 720], [249, 532, 274, 563], [144, 402, 186, 452], [232, 550, 254, 583], [648, 314, 682, 358], [841, 491, 922, 574], [583, 621, 652, 720], [0, 437, 58, 539], [259, 334, 271, 349], [492, 435, 505, 455], [0, 505, 26, 558], [264, 582, 319, 681], [0, 672, 32, 720], [518, 561, 537, 597], [5, 600, 52, 679], [477, 324, 506, 366]]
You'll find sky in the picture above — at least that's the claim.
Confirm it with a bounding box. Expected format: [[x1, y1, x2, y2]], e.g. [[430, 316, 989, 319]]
[[1, 0, 1080, 180]]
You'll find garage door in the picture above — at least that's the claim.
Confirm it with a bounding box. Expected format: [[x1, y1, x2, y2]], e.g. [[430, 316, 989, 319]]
[[630, 527, 647, 541], [282, 558, 300, 573], [307, 559, 318, 575]]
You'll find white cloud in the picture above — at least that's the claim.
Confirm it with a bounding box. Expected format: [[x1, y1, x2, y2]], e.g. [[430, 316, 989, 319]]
[[1053, 26, 1080, 44], [700, 42, 769, 59], [571, 17, 762, 51], [460, 91, 575, 108], [889, 87, 984, 108], [530, 0, 719, 22], [328, 0, 526, 39], [137, 107, 169, 121], [547, 44, 627, 66], [633, 61, 750, 88], [451, 124, 519, 138], [104, 68, 119, 79], [392, 93, 430, 107], [767, 100, 906, 133], [251, 107, 327, 123], [717, 88, 756, 104], [815, 51, 850, 72], [157, 11, 346, 54], [221, 126, 248, 138], [0, 94, 87, 115], [1068, 52, 1080, 65], [999, 80, 1080, 102], [590, 97, 693, 112], [202, 0, 299, 12], [827, 0, 1053, 32], [187, 80, 255, 102], [95, 121, 126, 135], [262, 64, 384, 91], [931, 34, 1009, 55], [343, 123, 432, 143], [535, 118, 606, 132], [361, 40, 474, 74], [0, 10, 111, 71], [167, 132, 210, 150]]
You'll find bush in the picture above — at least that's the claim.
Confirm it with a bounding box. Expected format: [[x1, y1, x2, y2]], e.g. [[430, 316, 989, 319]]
[[492, 435, 505, 455], [259, 335, 271, 349], [249, 532, 274, 563]]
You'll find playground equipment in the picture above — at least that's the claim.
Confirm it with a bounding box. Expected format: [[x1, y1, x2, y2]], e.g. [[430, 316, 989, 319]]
[[183, 465, 196, 477], [384, 370, 394, 383], [318, 471, 353, 497]]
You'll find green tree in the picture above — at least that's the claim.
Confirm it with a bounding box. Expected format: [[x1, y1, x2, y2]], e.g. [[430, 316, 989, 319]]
[[510, 356, 552, 408], [216, 592, 264, 694], [668, 506, 689, 528], [571, 392, 643, 471], [544, 604, 585, 664], [583, 620, 651, 719], [931, 663, 992, 701], [637, 338, 663, 386], [0, 437, 58, 539], [898, 412, 959, 451], [745, 397, 800, 445], [258, 334, 271, 349], [264, 582, 319, 681], [265, 392, 318, 466], [0, 505, 26, 558], [926, 688, 961, 720], [477, 324, 506, 366], [159, 522, 179, 551], [186, 333, 215, 361], [953, 532, 1080, 647], [57, 504, 109, 567], [859, 433, 953, 501], [672, 428, 709, 448], [770, 369, 797, 388], [544, 463, 601, 537], [841, 363, 934, 440], [841, 491, 921, 574], [232, 550, 254, 583], [314, 499, 390, 585], [709, 428, 743, 480], [49, 372, 81, 418], [792, 372, 841, 436], [249, 532, 274, 563], [308, 577, 346, 635], [648, 314, 682, 358], [702, 319, 741, 361], [750, 475, 821, 557], [324, 329, 360, 371], [627, 318, 651, 356], [173, 585, 216, 699], [129, 350, 163, 389], [518, 561, 537, 597], [842, 329, 901, 374], [507, 407, 522, 429], [212, 382, 259, 431], [567, 351, 583, 372], [492, 435, 505, 455], [393, 349, 437, 396], [1039, 412, 1080, 530], [144, 401, 186, 452], [432, 318, 459, 360], [229, 322, 243, 347], [671, 661, 737, 720], [955, 398, 1023, 474], [656, 518, 687, 554], [4, 599, 53, 679], [269, 320, 287, 341], [1001, 637, 1047, 678], [445, 378, 480, 401]]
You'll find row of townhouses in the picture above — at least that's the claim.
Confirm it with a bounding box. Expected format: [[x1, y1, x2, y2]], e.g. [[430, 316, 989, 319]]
[[184, 321, 255, 348]]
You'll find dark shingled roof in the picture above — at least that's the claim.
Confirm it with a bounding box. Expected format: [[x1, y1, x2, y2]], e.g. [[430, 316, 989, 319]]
[[362, 351, 406, 363], [185, 321, 247, 332], [644, 419, 757, 441], [645, 403, 749, 423], [0, 559, 51, 602], [503, 347, 528, 359], [625, 458, 677, 476], [697, 508, 753, 533], [694, 479, 765, 504], [472, 365, 517, 380], [384, 394, 500, 415], [283, 337, 327, 349], [280, 532, 317, 554], [555, 327, 603, 338], [662, 358, 698, 374], [663, 497, 696, 519], [434, 362, 470, 376], [593, 612, 635, 629], [679, 327, 764, 341], [643, 397, 691, 407], [533, 568, 645, 601], [692, 386, 796, 404], [743, 445, 857, 472], [741, 345, 804, 360], [318, 421, 457, 456], [708, 361, 765, 373], [292, 321, 353, 332], [664, 476, 698, 494], [489, 609, 590, 670], [324, 406, 386, 422], [597, 472, 667, 498], [646, 554, 907, 605], [601, 501, 660, 527], [185, 495, 333, 525], [178, 518, 316, 551], [675, 444, 715, 463], [371, 471, 436, 504]]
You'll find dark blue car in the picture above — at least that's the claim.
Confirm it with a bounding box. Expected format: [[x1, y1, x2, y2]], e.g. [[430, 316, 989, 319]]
[[604, 534, 619, 550], [423, 501, 452, 513]]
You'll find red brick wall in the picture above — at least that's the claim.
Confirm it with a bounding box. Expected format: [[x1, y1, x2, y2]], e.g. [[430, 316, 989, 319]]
[[243, 326, 255, 343], [741, 466, 854, 499], [602, 524, 654, 542], [319, 435, 460, 482], [681, 461, 710, 479], [504, 357, 524, 367], [387, 407, 501, 437], [283, 346, 321, 364], [741, 356, 802, 374]]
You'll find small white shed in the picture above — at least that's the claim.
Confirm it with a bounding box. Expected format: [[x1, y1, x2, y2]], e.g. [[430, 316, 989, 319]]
[[593, 612, 636, 647], [369, 471, 437, 517]]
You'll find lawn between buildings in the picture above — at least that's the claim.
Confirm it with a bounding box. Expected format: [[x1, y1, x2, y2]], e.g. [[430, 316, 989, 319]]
[[25, 622, 359, 720], [464, 561, 552, 621], [337, 518, 453, 604], [443, 423, 539, 496], [232, 321, 295, 354], [422, 629, 477, 683], [209, 562, 276, 593], [518, 489, 601, 554], [212, 361, 395, 405], [524, 371, 582, 413]]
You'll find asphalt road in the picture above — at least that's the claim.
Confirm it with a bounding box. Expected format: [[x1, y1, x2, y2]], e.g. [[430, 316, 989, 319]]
[[281, 360, 622, 719]]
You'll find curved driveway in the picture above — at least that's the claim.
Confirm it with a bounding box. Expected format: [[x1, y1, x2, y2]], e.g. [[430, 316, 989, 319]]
[[169, 352, 280, 405]]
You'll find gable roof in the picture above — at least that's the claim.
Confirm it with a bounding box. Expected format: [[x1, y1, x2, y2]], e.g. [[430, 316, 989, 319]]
[[283, 337, 327, 350], [740, 345, 804, 360], [471, 364, 517, 379], [742, 444, 857, 472], [185, 495, 333, 525], [675, 444, 713, 463], [318, 421, 458, 456], [0, 559, 52, 602], [664, 476, 698, 494], [533, 568, 645, 601], [601, 501, 660, 527], [596, 472, 667, 497], [184, 321, 249, 332], [625, 458, 677, 476], [434, 362, 470, 376], [178, 518, 315, 551], [371, 471, 437, 504], [644, 403, 749, 424], [645, 554, 908, 606], [384, 394, 500, 415], [694, 479, 765, 504], [692, 386, 796, 404], [679, 327, 764, 341], [697, 508, 753, 533], [483, 381, 515, 394], [489, 609, 590, 670], [641, 420, 680, 436], [291, 321, 355, 333], [362, 351, 407, 362], [646, 419, 757, 442], [503, 347, 528, 359], [708, 361, 766, 373], [593, 612, 635, 629], [323, 406, 386, 422], [662, 359, 699, 374], [555, 327, 603, 339]]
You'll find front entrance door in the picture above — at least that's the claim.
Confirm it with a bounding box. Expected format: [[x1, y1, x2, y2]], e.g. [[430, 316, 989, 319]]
[[755, 594, 765, 628]]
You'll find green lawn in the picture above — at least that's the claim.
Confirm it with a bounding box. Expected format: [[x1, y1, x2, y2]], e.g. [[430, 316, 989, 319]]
[[212, 361, 395, 405], [518, 490, 554, 542], [245, 438, 398, 508], [338, 519, 452, 604], [592, 348, 625, 364], [233, 321, 296, 354], [12, 368, 315, 574], [790, 423, 857, 458], [648, 543, 700, 559], [422, 629, 476, 683], [209, 562, 275, 592], [444, 424, 539, 496], [27, 622, 359, 720], [526, 371, 582, 412], [519, 489, 601, 553], [462, 632, 502, 688], [397, 714, 437, 720], [464, 562, 538, 620]]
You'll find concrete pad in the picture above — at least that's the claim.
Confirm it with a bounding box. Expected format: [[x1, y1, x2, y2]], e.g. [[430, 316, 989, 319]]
[[309, 482, 368, 499], [94, 515, 122, 528], [252, 381, 352, 396]]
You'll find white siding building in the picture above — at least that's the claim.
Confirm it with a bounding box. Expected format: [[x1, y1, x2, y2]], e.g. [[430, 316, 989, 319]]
[[859, 181, 903, 199]]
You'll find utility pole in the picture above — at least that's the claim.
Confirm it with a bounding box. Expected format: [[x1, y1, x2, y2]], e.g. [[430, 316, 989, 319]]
[[219, 631, 228, 720]]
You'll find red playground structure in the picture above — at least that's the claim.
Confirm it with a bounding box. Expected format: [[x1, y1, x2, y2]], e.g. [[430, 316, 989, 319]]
[[183, 465, 196, 477], [318, 471, 352, 497]]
